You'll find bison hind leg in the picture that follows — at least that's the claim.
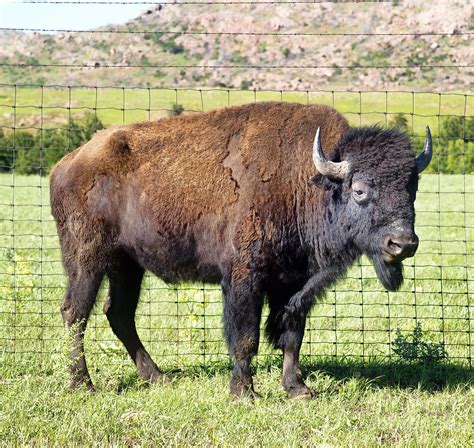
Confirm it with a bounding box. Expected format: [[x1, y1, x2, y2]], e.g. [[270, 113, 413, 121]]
[[104, 252, 168, 384], [61, 267, 104, 391]]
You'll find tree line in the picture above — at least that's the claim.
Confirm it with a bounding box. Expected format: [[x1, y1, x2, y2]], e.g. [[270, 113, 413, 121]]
[[0, 113, 104, 175], [0, 112, 472, 175]]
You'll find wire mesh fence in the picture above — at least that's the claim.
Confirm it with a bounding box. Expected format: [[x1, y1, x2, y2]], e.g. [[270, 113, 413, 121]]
[[0, 85, 472, 374]]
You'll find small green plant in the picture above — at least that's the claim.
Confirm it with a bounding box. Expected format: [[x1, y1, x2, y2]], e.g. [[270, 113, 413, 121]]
[[392, 322, 447, 363], [153, 70, 166, 79], [92, 40, 111, 52], [170, 103, 184, 116], [331, 63, 342, 76]]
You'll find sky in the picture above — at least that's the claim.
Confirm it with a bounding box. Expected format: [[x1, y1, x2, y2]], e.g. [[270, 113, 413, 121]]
[[0, 0, 147, 31]]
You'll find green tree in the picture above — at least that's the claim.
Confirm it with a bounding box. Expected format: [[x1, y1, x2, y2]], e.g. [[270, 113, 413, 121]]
[[0, 130, 13, 172], [426, 116, 474, 174], [43, 113, 105, 174], [15, 132, 39, 175], [5, 112, 106, 176], [42, 128, 69, 173]]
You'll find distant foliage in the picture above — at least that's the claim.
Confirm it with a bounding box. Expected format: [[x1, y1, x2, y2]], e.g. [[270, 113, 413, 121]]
[[0, 113, 104, 175], [388, 114, 474, 173], [144, 33, 184, 54], [392, 322, 447, 364], [431, 115, 474, 174]]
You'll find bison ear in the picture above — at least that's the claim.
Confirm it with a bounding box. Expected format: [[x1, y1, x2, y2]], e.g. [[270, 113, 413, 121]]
[[310, 174, 340, 191]]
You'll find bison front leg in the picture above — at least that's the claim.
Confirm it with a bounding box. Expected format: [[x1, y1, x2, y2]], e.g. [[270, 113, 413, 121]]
[[266, 284, 312, 399], [222, 269, 264, 399], [272, 266, 344, 398], [280, 317, 311, 399]]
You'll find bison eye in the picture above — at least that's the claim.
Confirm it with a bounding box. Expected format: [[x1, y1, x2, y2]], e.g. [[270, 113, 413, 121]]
[[352, 181, 370, 204]]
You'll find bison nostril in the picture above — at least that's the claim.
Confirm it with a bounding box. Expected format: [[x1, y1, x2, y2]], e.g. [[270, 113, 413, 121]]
[[383, 233, 419, 261], [387, 239, 402, 255]]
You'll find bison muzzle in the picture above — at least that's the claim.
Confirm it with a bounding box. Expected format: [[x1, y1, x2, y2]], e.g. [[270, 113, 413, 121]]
[[50, 102, 432, 398]]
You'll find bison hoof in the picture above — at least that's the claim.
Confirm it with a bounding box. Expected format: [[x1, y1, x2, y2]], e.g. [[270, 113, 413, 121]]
[[287, 385, 312, 400], [231, 388, 262, 402], [69, 377, 95, 392], [230, 380, 261, 401], [148, 372, 170, 384]]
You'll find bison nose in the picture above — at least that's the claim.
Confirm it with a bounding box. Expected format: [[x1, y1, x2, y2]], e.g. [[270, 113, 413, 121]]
[[383, 233, 419, 263]]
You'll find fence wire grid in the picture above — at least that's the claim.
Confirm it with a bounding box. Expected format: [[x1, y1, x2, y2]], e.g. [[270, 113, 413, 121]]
[[0, 85, 472, 374]]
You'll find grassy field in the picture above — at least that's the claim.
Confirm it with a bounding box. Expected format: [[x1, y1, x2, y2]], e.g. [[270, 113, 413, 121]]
[[0, 86, 473, 445], [0, 85, 473, 134], [0, 360, 472, 446]]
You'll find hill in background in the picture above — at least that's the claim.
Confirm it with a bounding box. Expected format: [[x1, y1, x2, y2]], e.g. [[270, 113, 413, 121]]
[[0, 0, 472, 91]]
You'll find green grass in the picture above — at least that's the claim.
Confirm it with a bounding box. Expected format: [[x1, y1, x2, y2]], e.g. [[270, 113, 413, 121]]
[[1, 360, 472, 446], [0, 89, 473, 445]]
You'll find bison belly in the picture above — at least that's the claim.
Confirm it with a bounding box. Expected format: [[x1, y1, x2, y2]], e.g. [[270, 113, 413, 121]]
[[103, 181, 231, 284]]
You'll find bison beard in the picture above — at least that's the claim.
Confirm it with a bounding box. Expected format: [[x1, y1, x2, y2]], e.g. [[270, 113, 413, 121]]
[[371, 254, 404, 292]]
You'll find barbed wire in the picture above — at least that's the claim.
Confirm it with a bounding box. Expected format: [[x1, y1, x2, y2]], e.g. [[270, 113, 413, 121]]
[[2, 27, 471, 37], [2, 62, 471, 70], [1, 83, 473, 96], [16, 0, 393, 4]]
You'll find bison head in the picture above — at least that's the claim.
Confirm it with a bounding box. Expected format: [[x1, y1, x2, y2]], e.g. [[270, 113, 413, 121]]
[[312, 125, 432, 291]]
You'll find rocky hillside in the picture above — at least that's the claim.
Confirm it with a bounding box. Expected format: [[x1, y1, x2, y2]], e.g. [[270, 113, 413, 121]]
[[0, 0, 472, 91]]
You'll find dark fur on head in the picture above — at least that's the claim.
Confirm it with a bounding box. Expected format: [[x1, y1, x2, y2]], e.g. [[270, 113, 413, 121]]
[[339, 126, 418, 291], [279, 125, 420, 339], [307, 125, 418, 292]]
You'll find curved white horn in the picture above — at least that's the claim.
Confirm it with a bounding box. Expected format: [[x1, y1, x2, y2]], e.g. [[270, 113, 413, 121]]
[[312, 127, 349, 180]]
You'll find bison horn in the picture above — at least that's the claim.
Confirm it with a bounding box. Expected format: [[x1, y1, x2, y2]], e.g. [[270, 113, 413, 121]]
[[312, 127, 349, 180], [416, 126, 433, 173]]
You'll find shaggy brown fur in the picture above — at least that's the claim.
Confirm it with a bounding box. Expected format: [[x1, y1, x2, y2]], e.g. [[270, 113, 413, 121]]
[[50, 102, 423, 398]]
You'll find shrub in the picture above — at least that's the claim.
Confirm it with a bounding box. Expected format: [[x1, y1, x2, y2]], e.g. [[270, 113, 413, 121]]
[[14, 132, 39, 175], [388, 114, 474, 173], [240, 80, 252, 90], [389, 113, 409, 133], [170, 103, 184, 116], [0, 129, 13, 171]]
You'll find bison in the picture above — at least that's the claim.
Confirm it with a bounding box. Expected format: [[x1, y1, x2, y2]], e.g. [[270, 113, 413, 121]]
[[50, 102, 432, 398]]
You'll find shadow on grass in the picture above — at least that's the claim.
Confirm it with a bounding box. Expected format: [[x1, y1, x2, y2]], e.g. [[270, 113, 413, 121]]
[[149, 356, 473, 392], [298, 357, 473, 391]]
